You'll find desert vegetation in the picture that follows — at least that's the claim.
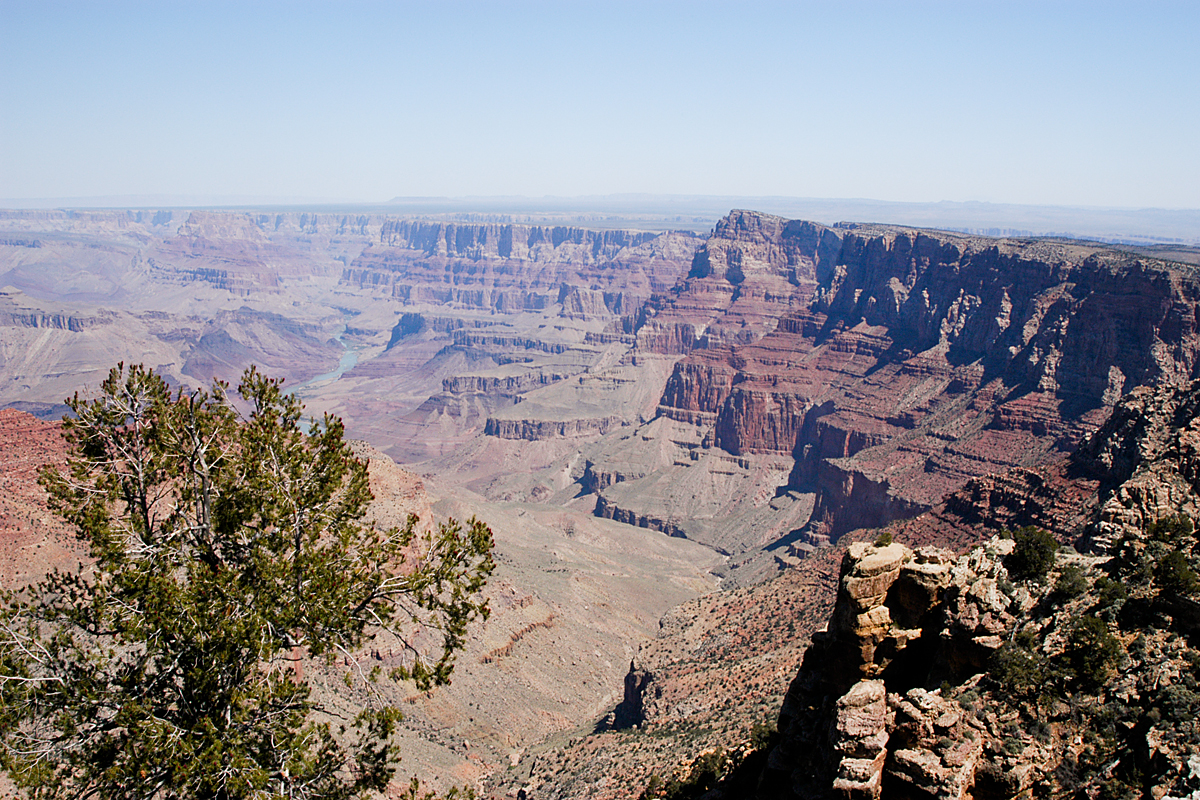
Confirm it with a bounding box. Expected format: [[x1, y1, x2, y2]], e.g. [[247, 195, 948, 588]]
[[0, 364, 494, 799], [4, 210, 1200, 798]]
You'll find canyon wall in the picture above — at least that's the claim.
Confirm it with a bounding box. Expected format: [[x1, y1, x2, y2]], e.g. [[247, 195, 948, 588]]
[[0, 208, 389, 298], [585, 212, 1200, 562], [9, 205, 1200, 578], [514, 380, 1200, 800], [344, 220, 701, 316], [0, 210, 702, 454]]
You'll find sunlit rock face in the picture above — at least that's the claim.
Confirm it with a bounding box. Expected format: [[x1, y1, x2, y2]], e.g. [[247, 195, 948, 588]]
[[610, 212, 1200, 563]]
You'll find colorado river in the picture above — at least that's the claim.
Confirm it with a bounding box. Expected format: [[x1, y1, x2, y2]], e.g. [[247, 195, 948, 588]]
[[287, 333, 359, 397]]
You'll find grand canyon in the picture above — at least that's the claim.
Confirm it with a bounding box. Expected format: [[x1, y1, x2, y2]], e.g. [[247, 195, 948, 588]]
[[3, 206, 1200, 799]]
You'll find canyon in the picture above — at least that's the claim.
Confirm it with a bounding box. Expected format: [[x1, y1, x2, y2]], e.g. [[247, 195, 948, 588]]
[[3, 206, 1200, 797]]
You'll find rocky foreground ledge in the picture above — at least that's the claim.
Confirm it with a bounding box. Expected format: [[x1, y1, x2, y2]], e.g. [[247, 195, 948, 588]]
[[755, 522, 1200, 800], [762, 538, 1024, 799]]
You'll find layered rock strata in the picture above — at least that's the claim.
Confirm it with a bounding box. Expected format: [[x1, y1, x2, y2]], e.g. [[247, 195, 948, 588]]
[[590, 212, 1200, 560], [344, 222, 701, 316]]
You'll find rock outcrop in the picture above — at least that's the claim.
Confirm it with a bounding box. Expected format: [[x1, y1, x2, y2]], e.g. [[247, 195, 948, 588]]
[[442, 372, 572, 396], [755, 537, 994, 799], [0, 286, 115, 331]]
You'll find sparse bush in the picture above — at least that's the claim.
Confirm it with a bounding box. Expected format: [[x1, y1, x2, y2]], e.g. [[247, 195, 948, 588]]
[[680, 750, 726, 795], [1065, 616, 1122, 689], [1185, 650, 1200, 679], [1054, 564, 1088, 598], [644, 749, 730, 800], [1006, 526, 1059, 582], [1156, 683, 1200, 720], [1147, 514, 1194, 544], [1154, 550, 1199, 598], [398, 779, 478, 800], [640, 774, 663, 800], [1095, 576, 1128, 608], [750, 722, 777, 751], [1097, 779, 1139, 800], [874, 530, 893, 547], [990, 637, 1055, 700]]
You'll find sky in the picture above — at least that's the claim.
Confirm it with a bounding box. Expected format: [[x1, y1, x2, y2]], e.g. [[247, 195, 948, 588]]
[[2, 0, 1198, 209]]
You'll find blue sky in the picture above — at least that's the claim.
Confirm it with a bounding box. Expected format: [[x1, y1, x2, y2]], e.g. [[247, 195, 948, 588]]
[[2, 0, 1197, 208]]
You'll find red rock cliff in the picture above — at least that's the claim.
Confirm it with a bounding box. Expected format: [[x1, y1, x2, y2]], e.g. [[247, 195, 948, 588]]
[[643, 214, 1200, 545]]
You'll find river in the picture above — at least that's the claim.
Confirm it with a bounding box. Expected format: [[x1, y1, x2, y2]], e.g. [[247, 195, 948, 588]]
[[287, 332, 359, 397]]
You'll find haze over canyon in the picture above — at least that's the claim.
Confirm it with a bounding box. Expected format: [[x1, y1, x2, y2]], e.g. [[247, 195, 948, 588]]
[[4, 205, 1200, 798]]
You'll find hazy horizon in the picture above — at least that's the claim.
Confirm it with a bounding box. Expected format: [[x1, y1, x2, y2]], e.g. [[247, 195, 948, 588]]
[[3, 192, 1199, 213], [3, 1, 1198, 210], [5, 193, 1200, 245]]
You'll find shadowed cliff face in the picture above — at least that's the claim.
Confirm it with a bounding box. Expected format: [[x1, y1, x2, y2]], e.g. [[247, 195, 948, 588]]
[[817, 228, 1200, 405], [602, 212, 1200, 557]]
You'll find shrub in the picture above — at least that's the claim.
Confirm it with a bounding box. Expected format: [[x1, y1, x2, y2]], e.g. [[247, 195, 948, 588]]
[[1155, 684, 1200, 719], [640, 774, 664, 800], [1006, 526, 1059, 582], [1054, 564, 1088, 598], [874, 530, 893, 547], [750, 722, 777, 751], [1095, 576, 1128, 608], [990, 637, 1055, 700], [644, 749, 731, 800], [1065, 616, 1123, 689], [1097, 779, 1139, 800], [1147, 514, 1194, 544], [1002, 737, 1025, 755], [1154, 550, 1199, 598], [1119, 543, 1156, 588]]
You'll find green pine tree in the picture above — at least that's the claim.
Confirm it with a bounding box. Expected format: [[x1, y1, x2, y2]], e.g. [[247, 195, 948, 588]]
[[0, 364, 494, 799]]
